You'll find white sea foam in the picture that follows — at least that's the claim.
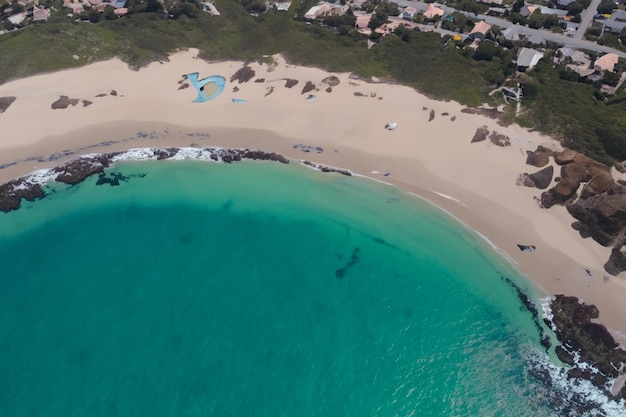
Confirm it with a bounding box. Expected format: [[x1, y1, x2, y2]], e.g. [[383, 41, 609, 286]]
[[526, 348, 626, 417], [540, 297, 555, 330], [168, 147, 221, 161], [24, 169, 59, 186], [110, 148, 158, 162]]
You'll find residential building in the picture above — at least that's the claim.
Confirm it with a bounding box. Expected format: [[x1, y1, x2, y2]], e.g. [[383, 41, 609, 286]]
[[423, 3, 444, 19], [605, 10, 626, 33], [517, 47, 544, 70], [469, 20, 491, 39], [594, 53, 619, 72]]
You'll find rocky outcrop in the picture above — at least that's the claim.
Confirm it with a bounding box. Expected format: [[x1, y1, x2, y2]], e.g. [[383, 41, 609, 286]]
[[547, 295, 626, 380], [52, 154, 112, 185], [322, 76, 340, 87], [518, 165, 553, 189], [284, 78, 298, 88], [526, 145, 555, 167], [0, 178, 45, 212], [540, 149, 613, 209], [567, 184, 626, 247], [522, 146, 626, 274]]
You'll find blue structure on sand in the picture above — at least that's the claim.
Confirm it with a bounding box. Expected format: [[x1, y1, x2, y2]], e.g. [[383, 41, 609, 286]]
[[185, 73, 226, 103]]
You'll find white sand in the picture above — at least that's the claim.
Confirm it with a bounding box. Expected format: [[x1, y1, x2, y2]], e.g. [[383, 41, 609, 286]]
[[1, 48, 625, 334]]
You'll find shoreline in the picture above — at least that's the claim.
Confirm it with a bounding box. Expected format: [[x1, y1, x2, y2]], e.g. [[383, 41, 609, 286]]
[[1, 48, 625, 337]]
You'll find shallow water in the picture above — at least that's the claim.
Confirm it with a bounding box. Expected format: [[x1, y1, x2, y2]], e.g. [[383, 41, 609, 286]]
[[0, 160, 574, 416]]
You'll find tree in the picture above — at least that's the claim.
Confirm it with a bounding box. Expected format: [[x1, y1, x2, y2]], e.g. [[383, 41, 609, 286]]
[[602, 71, 621, 86], [567, 1, 584, 16], [512, 0, 525, 13], [597, 0, 616, 14], [473, 40, 496, 61]]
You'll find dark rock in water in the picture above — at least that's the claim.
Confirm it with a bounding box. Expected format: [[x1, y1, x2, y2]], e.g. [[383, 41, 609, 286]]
[[300, 160, 351, 176], [230, 66, 255, 84], [82, 100, 93, 107], [335, 247, 360, 279], [154, 148, 179, 160], [428, 109, 435, 122], [301, 81, 316, 95], [548, 295, 626, 378], [284, 79, 298, 88], [53, 154, 113, 185], [96, 171, 127, 186], [526, 145, 555, 167], [556, 345, 575, 365], [0, 96, 17, 113], [0, 178, 45, 213], [471, 126, 489, 143]]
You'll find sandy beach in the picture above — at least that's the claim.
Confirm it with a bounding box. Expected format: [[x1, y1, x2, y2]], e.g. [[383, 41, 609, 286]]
[[1, 48, 625, 337]]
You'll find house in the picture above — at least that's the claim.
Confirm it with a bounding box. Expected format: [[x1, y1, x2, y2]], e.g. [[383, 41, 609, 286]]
[[521, 4, 566, 18], [401, 6, 417, 21], [32, 7, 50, 22], [304, 2, 347, 20], [423, 4, 444, 19], [7, 12, 26, 25], [64, 0, 84, 14], [605, 10, 626, 33], [556, 0, 575, 9], [355, 13, 371, 30], [594, 53, 619, 72], [114, 7, 128, 16], [469, 20, 491, 39], [517, 47, 544, 70], [274, 1, 291, 12], [113, 0, 127, 8], [564, 50, 595, 77]]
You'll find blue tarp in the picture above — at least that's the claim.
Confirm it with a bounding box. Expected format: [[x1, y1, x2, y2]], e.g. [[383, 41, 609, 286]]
[[186, 72, 226, 103]]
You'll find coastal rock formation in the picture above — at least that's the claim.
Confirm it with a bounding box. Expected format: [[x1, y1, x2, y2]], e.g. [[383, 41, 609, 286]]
[[547, 296, 626, 381], [0, 178, 45, 212], [526, 145, 555, 167], [52, 154, 112, 185], [0, 96, 16, 113], [518, 165, 554, 189], [428, 109, 435, 122], [526, 146, 626, 273], [0, 148, 292, 213], [541, 150, 613, 209], [230, 66, 255, 84]]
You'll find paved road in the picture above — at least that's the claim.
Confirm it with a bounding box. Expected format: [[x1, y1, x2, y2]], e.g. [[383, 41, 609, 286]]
[[574, 0, 601, 40], [395, 1, 626, 58]]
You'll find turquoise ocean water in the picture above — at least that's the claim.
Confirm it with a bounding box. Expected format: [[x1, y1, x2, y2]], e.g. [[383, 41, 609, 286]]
[[0, 160, 562, 415]]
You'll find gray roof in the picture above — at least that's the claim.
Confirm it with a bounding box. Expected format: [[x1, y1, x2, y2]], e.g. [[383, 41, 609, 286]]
[[605, 19, 626, 33], [613, 9, 626, 22], [517, 47, 545, 68]]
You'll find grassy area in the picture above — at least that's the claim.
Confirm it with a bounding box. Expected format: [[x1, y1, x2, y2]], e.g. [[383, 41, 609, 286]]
[[0, 0, 625, 164]]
